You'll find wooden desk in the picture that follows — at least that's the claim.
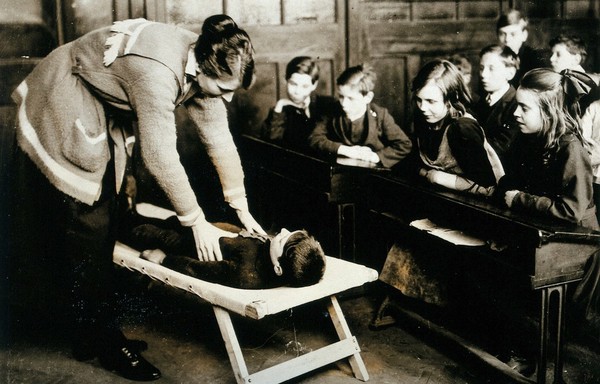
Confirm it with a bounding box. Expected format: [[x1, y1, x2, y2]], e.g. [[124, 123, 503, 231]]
[[238, 134, 388, 260], [367, 173, 600, 384]]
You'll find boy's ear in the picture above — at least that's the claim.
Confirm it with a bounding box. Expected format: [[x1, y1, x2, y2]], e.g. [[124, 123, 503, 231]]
[[364, 91, 374, 104], [274, 264, 283, 276], [574, 53, 583, 66], [522, 29, 529, 43], [506, 66, 517, 82]]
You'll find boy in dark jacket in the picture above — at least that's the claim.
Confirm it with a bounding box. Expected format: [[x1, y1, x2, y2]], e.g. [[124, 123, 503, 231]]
[[308, 64, 412, 168], [121, 214, 326, 289], [473, 45, 520, 163], [260, 56, 336, 151]]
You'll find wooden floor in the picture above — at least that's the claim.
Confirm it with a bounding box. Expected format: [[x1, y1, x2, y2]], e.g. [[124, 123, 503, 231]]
[[2, 276, 600, 384]]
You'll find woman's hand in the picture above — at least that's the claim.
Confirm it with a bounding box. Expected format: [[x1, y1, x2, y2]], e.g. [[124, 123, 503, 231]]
[[504, 190, 520, 207], [191, 217, 237, 261], [230, 197, 266, 235], [236, 209, 267, 235]]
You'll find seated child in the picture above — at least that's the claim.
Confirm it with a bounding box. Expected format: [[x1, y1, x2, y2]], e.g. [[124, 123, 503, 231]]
[[472, 44, 520, 162], [497, 68, 600, 367], [409, 59, 504, 196], [496, 9, 547, 85], [548, 34, 600, 223], [308, 64, 412, 168], [260, 56, 337, 151], [447, 53, 474, 93], [498, 68, 598, 229], [121, 215, 326, 289]]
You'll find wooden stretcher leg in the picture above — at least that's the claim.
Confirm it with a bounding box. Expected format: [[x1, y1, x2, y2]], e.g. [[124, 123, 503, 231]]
[[328, 295, 370, 381], [213, 306, 249, 384], [213, 296, 369, 384]]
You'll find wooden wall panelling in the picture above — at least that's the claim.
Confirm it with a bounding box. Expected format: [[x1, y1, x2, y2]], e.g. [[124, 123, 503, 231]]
[[230, 0, 347, 136]]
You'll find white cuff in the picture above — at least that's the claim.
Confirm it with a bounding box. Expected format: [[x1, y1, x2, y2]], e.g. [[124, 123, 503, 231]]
[[229, 197, 248, 212], [177, 207, 205, 226]]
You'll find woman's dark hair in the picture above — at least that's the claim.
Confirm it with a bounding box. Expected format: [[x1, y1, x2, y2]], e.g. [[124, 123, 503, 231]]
[[411, 59, 472, 118], [194, 14, 255, 89]]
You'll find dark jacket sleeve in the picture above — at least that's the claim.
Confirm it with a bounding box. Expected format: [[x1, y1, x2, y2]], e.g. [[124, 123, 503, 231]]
[[375, 107, 412, 168], [447, 117, 496, 187], [511, 140, 594, 224], [308, 114, 342, 156], [260, 107, 286, 141]]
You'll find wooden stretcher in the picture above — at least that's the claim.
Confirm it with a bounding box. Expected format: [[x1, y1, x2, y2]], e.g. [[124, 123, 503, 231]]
[[112, 207, 378, 384]]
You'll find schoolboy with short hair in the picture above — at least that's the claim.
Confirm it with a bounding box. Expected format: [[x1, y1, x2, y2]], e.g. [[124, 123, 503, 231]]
[[308, 64, 412, 168], [473, 44, 520, 161], [549, 34, 589, 74], [260, 56, 336, 151], [496, 9, 546, 84]]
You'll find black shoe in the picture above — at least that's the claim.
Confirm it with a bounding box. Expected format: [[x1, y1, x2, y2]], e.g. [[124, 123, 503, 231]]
[[73, 338, 149, 361], [99, 345, 161, 381]]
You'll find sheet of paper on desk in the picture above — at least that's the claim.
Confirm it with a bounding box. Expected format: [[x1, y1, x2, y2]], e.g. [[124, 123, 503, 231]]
[[409, 218, 487, 246]]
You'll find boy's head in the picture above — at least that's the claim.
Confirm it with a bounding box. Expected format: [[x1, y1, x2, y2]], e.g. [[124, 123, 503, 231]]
[[269, 229, 326, 287], [496, 9, 528, 55], [284, 56, 320, 106], [549, 34, 587, 73], [479, 45, 519, 94], [447, 53, 473, 86], [336, 64, 376, 121]]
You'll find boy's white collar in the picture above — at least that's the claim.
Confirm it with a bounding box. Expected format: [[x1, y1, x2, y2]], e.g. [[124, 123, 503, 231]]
[[487, 83, 511, 106]]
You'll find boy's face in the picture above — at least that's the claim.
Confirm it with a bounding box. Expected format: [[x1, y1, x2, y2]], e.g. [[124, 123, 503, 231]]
[[286, 73, 317, 106], [497, 24, 528, 55], [337, 84, 373, 121], [415, 81, 448, 124], [550, 43, 581, 72], [479, 52, 516, 94]]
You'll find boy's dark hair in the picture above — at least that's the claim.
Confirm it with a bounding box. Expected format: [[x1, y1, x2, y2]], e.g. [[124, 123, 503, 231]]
[[286, 56, 320, 83], [336, 64, 377, 96], [479, 44, 520, 69], [279, 230, 326, 287], [447, 53, 472, 77], [496, 9, 528, 31], [195, 14, 255, 89], [549, 34, 588, 64]]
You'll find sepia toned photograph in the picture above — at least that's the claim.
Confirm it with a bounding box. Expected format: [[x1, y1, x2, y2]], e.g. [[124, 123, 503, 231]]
[[1, 1, 600, 383]]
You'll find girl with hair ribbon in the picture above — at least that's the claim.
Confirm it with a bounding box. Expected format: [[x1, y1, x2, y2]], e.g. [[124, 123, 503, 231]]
[[498, 68, 598, 229]]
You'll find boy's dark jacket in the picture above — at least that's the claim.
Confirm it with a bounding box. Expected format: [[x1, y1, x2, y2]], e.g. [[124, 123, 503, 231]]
[[120, 215, 285, 289], [260, 95, 337, 152], [473, 86, 519, 161], [308, 102, 412, 168]]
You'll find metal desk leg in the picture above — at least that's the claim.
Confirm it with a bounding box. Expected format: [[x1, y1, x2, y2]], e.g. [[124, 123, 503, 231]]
[[538, 285, 567, 384]]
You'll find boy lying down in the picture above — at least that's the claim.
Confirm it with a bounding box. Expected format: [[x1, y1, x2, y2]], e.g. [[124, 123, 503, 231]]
[[119, 214, 326, 289]]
